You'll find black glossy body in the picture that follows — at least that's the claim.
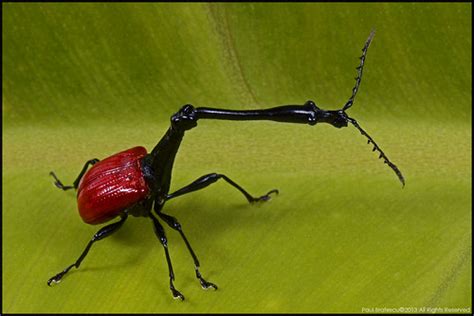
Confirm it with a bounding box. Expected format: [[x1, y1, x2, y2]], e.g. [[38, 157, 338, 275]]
[[47, 31, 404, 301], [143, 100, 350, 212]]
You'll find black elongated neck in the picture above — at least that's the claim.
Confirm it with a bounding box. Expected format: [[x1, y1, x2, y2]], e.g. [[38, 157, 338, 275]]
[[195, 101, 322, 126], [145, 101, 347, 199], [148, 125, 185, 197]]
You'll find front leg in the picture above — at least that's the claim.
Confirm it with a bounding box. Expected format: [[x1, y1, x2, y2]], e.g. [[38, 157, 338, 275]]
[[165, 173, 278, 203]]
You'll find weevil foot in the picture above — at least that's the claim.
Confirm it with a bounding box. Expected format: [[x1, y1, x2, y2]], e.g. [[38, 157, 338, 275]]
[[47, 272, 65, 286], [47, 264, 76, 286], [252, 189, 279, 203], [199, 277, 218, 290], [171, 288, 185, 301], [49, 171, 74, 191]]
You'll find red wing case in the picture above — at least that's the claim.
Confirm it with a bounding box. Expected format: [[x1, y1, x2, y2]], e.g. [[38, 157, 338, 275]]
[[77, 146, 150, 224]]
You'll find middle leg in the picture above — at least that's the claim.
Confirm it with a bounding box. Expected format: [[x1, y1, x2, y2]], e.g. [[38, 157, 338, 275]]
[[150, 213, 185, 300], [155, 209, 217, 290]]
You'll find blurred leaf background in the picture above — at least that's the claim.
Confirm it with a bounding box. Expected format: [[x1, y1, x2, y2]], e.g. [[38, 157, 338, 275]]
[[3, 3, 471, 313]]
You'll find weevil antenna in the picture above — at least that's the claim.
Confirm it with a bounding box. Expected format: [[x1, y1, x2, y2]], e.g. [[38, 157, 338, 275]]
[[342, 29, 376, 112], [347, 117, 405, 187]]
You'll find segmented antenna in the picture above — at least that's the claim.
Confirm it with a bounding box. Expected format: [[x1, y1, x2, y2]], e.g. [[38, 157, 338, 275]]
[[347, 117, 405, 187], [343, 30, 376, 111]]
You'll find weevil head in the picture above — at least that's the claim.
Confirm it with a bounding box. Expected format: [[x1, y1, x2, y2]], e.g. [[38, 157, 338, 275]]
[[319, 109, 349, 128]]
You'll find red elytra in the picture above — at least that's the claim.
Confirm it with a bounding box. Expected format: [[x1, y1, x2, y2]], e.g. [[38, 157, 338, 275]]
[[77, 146, 150, 225]]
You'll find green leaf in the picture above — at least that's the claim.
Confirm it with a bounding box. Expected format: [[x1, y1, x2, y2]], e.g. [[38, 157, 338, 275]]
[[3, 3, 471, 313]]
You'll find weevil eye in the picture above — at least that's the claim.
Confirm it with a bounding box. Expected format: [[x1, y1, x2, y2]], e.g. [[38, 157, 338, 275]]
[[331, 111, 348, 128], [335, 119, 348, 128]]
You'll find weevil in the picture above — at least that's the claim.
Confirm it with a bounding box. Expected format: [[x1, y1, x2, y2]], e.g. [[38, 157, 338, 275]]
[[47, 30, 404, 300]]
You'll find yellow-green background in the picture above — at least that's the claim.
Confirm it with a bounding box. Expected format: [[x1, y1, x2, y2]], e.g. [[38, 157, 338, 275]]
[[3, 3, 471, 313]]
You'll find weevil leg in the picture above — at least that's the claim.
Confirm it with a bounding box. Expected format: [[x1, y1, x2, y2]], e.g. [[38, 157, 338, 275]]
[[165, 173, 279, 204], [150, 213, 185, 301], [47, 213, 128, 286], [50, 158, 100, 190], [156, 210, 217, 291]]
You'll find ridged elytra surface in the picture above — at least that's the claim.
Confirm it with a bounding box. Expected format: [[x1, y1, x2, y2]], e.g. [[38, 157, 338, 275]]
[[3, 3, 471, 313], [77, 146, 149, 224]]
